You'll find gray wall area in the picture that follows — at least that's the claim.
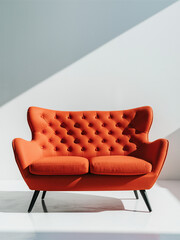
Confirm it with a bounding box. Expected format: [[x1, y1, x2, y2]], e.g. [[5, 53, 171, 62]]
[[0, 0, 177, 106]]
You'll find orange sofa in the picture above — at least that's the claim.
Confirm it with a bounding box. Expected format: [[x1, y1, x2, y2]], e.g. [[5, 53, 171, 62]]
[[12, 106, 169, 212]]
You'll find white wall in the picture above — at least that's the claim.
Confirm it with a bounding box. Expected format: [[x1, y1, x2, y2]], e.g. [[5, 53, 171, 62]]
[[1, 0, 175, 106], [0, 1, 180, 180]]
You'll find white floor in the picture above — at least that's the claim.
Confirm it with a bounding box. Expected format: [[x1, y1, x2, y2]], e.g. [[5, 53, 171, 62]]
[[0, 180, 180, 240]]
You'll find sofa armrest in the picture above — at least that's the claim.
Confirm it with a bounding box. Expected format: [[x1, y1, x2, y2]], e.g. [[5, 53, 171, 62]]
[[130, 139, 169, 175], [12, 138, 43, 170]]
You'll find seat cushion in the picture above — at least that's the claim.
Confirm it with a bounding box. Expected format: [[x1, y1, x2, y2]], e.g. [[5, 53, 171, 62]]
[[89, 155, 152, 175], [29, 156, 89, 175]]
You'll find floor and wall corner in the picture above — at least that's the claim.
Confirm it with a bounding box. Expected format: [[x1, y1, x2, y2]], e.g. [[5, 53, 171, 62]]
[[0, 0, 180, 239]]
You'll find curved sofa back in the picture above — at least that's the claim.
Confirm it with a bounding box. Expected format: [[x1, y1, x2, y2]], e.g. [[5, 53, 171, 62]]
[[27, 106, 153, 159]]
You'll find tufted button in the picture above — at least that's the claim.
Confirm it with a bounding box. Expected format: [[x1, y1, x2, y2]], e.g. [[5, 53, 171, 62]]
[[74, 123, 80, 128], [116, 122, 121, 127], [95, 147, 100, 151], [109, 147, 113, 151], [123, 145, 129, 151], [48, 138, 53, 143], [67, 146, 73, 152], [88, 123, 93, 127], [54, 146, 59, 151], [41, 114, 45, 119], [82, 115, 86, 119], [68, 114, 72, 119], [88, 139, 93, 143], [41, 145, 46, 149], [102, 139, 107, 143], [60, 122, 66, 128], [122, 114, 128, 119], [116, 138, 121, 143], [61, 138, 66, 143], [48, 123, 53, 127], [55, 130, 59, 135], [102, 123, 106, 127], [95, 114, 99, 119], [55, 114, 59, 119], [81, 130, 87, 135], [42, 129, 46, 134], [67, 130, 73, 135], [81, 147, 86, 151], [95, 130, 100, 135], [108, 130, 113, 135], [74, 138, 80, 144]]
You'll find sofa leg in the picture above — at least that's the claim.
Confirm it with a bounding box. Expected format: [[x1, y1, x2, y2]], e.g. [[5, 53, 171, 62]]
[[42, 191, 47, 200], [42, 199, 48, 212], [140, 190, 152, 212], [28, 190, 40, 213], [133, 190, 139, 199]]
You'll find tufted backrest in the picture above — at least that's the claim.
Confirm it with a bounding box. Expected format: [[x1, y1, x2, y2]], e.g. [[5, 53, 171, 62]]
[[28, 106, 153, 159]]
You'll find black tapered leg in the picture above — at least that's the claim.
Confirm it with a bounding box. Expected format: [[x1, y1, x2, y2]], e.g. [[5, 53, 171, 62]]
[[134, 190, 139, 199], [28, 190, 40, 213], [42, 191, 47, 200], [41, 199, 48, 213], [140, 190, 152, 212]]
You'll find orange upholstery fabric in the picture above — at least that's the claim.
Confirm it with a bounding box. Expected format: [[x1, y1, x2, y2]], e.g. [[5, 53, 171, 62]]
[[89, 156, 152, 175], [29, 156, 89, 175], [12, 106, 169, 191], [26, 106, 153, 159]]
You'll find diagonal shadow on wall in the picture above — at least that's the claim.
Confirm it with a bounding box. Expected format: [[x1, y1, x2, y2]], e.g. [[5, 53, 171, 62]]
[[0, 0, 178, 106]]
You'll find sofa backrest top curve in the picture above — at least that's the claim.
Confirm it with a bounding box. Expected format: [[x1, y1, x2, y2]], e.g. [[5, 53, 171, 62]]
[[27, 106, 153, 158]]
